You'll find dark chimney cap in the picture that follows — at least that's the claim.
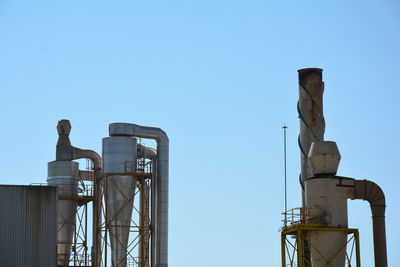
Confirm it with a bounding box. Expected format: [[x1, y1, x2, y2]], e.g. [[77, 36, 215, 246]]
[[57, 120, 71, 136]]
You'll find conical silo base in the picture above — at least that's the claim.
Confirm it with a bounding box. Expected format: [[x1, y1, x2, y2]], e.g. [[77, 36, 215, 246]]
[[107, 175, 137, 267]]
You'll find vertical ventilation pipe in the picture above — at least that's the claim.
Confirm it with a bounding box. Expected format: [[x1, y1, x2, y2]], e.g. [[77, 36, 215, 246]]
[[298, 68, 326, 204], [138, 144, 157, 267], [298, 68, 325, 266], [71, 147, 102, 267], [353, 180, 388, 267], [109, 123, 169, 267]]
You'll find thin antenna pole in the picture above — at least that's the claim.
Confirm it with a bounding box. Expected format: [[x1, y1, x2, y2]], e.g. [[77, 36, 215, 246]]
[[282, 125, 288, 227]]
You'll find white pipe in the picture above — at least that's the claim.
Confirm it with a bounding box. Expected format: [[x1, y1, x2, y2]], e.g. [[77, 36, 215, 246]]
[[353, 179, 387, 267], [110, 123, 169, 267]]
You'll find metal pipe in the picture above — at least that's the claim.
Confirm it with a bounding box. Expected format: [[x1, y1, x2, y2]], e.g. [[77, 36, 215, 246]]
[[139, 180, 151, 267], [353, 179, 387, 267], [298, 68, 325, 266], [150, 162, 157, 267], [109, 123, 169, 267], [72, 147, 102, 267], [298, 68, 325, 204], [137, 144, 157, 267]]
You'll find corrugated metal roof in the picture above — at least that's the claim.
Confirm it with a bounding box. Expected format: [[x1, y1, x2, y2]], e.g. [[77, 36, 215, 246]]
[[0, 185, 57, 267]]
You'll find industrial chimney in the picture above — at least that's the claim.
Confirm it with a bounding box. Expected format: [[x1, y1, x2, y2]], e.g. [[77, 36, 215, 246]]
[[280, 69, 388, 267]]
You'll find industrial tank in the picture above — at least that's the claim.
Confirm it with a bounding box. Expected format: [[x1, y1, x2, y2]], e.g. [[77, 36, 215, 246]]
[[103, 136, 138, 267], [47, 160, 79, 266], [305, 141, 353, 267], [305, 178, 349, 266]]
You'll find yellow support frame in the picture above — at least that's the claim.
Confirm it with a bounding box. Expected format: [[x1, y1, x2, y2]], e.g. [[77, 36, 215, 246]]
[[281, 224, 361, 267]]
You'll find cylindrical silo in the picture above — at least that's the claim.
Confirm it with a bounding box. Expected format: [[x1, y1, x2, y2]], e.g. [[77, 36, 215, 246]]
[[109, 122, 169, 267], [47, 160, 79, 266], [305, 178, 348, 267], [305, 141, 354, 267], [103, 136, 137, 267]]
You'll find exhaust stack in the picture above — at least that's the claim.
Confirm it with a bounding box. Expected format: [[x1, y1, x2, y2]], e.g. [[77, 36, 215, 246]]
[[298, 68, 325, 203]]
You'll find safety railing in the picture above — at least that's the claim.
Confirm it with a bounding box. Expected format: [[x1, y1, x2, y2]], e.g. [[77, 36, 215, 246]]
[[31, 182, 94, 197], [282, 207, 330, 226]]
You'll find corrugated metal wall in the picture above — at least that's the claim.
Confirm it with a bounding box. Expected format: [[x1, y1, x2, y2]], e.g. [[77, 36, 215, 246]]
[[0, 185, 57, 267]]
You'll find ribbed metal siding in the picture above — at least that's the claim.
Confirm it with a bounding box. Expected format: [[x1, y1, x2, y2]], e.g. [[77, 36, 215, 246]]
[[0, 185, 57, 267]]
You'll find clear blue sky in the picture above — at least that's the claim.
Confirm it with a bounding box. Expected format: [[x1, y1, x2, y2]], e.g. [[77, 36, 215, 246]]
[[1, 1, 399, 266]]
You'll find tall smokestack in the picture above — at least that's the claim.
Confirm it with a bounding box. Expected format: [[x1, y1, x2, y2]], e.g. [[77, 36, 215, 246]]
[[298, 68, 326, 204], [297, 68, 325, 266]]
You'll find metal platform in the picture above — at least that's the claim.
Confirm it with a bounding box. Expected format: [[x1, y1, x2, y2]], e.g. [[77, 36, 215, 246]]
[[280, 208, 361, 267]]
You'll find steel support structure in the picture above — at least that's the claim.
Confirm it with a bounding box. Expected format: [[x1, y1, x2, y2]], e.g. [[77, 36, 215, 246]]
[[281, 224, 361, 267], [54, 170, 95, 267], [98, 167, 153, 267]]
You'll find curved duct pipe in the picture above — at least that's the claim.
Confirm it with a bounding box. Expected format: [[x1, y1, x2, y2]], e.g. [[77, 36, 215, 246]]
[[109, 123, 169, 267], [138, 144, 157, 267], [353, 179, 387, 267], [72, 147, 102, 267], [298, 68, 325, 204], [308, 141, 388, 267]]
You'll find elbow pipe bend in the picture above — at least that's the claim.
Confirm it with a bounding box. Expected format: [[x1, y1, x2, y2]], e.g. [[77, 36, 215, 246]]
[[71, 147, 102, 267], [109, 123, 168, 143], [353, 179, 386, 217], [72, 147, 102, 172], [353, 179, 387, 267], [55, 120, 102, 171]]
